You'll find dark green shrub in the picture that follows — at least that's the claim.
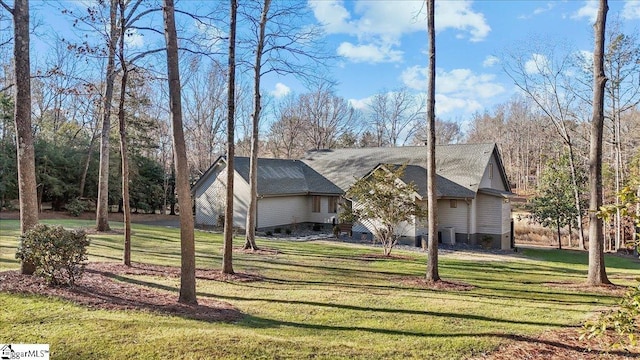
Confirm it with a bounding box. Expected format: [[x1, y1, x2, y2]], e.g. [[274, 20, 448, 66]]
[[285, 228, 292, 235], [16, 224, 90, 286], [265, 231, 273, 236], [312, 224, 322, 231], [66, 197, 89, 217], [274, 227, 282, 234]]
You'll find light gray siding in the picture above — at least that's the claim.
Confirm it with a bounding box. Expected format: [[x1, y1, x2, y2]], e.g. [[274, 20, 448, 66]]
[[195, 166, 250, 228], [308, 196, 339, 224], [437, 199, 469, 234], [479, 153, 507, 191], [475, 193, 503, 234], [257, 196, 308, 228]]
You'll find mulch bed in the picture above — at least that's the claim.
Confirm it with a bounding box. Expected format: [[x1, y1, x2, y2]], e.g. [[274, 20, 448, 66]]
[[471, 328, 640, 359], [399, 277, 475, 291], [0, 262, 252, 322]]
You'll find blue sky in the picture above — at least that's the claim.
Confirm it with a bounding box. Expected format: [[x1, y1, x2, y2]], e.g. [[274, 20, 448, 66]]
[[18, 0, 640, 126], [265, 0, 640, 123]]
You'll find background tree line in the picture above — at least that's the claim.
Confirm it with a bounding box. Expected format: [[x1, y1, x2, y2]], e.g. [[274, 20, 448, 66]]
[[0, 1, 638, 252]]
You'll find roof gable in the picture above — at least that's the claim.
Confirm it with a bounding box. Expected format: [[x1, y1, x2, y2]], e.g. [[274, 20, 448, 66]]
[[234, 157, 343, 196], [302, 143, 508, 197]]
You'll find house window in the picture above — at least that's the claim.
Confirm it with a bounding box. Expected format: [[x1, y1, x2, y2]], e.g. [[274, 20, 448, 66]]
[[450, 199, 457, 208], [328, 197, 338, 213], [312, 196, 321, 213]]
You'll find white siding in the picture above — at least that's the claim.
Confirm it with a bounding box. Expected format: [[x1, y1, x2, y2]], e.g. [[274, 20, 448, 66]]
[[475, 193, 502, 234], [194, 166, 251, 228], [437, 199, 469, 234], [257, 196, 309, 228], [308, 196, 339, 224], [478, 153, 507, 191], [195, 166, 225, 226]]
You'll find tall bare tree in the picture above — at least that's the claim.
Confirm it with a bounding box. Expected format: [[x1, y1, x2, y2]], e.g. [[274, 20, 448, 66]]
[[243, 0, 271, 251], [1, 0, 38, 274], [425, 0, 439, 282], [96, 0, 119, 232], [504, 39, 587, 249], [163, 0, 197, 304], [239, 0, 327, 249], [368, 88, 425, 147], [222, 0, 238, 274], [117, 0, 131, 266], [587, 0, 611, 286]]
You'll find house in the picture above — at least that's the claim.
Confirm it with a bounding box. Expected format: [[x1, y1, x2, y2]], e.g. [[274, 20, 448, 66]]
[[193, 143, 514, 249], [193, 157, 344, 230], [301, 143, 514, 249]]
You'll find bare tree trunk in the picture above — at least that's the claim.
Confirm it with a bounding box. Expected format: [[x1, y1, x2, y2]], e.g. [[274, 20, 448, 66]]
[[163, 0, 197, 304], [244, 0, 271, 251], [566, 143, 586, 249], [557, 221, 562, 250], [425, 0, 439, 283], [96, 0, 119, 232], [118, 0, 131, 266], [587, 0, 611, 286], [79, 131, 98, 197], [222, 0, 237, 274], [10, 0, 38, 274]]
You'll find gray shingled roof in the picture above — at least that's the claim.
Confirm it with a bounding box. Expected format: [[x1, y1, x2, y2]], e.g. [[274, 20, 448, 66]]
[[233, 157, 343, 196], [302, 143, 502, 198]]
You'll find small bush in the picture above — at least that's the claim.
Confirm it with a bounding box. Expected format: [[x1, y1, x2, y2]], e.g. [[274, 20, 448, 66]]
[[217, 214, 225, 227], [265, 231, 273, 236], [581, 279, 640, 349], [480, 235, 493, 249], [333, 226, 340, 238], [285, 228, 292, 235], [312, 224, 322, 231], [66, 198, 89, 217], [274, 227, 282, 234], [16, 224, 90, 286]]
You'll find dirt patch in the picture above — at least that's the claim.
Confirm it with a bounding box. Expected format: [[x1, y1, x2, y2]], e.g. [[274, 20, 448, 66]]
[[443, 249, 531, 262], [358, 253, 414, 261], [399, 277, 475, 291], [471, 328, 640, 359], [0, 262, 248, 322], [543, 281, 629, 296], [233, 247, 280, 256]]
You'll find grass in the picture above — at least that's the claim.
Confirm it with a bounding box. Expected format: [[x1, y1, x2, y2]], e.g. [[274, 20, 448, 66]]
[[1, 218, 639, 359]]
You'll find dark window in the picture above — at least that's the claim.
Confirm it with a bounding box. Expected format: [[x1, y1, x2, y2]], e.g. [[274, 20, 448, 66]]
[[328, 197, 338, 213], [312, 196, 321, 213], [450, 199, 457, 208]]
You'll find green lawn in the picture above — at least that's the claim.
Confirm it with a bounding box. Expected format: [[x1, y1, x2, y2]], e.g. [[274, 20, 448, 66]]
[[0, 219, 638, 359]]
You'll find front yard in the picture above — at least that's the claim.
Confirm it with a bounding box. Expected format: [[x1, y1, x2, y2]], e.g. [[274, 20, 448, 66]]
[[0, 219, 638, 359]]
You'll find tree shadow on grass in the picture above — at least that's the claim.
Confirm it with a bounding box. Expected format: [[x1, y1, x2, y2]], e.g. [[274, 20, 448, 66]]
[[0, 264, 243, 323], [239, 315, 639, 358]]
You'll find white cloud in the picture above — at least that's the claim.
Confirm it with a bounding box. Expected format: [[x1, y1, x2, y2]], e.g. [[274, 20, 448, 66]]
[[270, 83, 291, 99], [435, 94, 482, 116], [309, 0, 490, 63], [518, 2, 556, 19], [124, 28, 144, 48], [348, 97, 370, 111], [524, 53, 550, 74], [337, 42, 403, 63], [401, 65, 504, 115], [571, 1, 598, 23], [482, 55, 500, 68], [435, 1, 491, 42], [623, 0, 640, 19]]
